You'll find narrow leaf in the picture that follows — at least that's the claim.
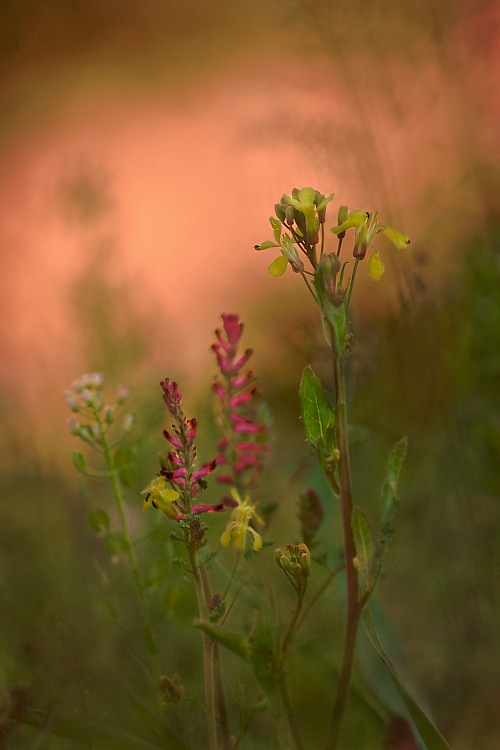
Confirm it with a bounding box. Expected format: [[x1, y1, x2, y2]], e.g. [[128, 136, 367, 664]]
[[299, 366, 335, 447], [114, 445, 136, 488], [72, 452, 87, 473], [364, 611, 453, 750], [352, 507, 374, 590], [381, 436, 408, 531], [194, 621, 252, 661]]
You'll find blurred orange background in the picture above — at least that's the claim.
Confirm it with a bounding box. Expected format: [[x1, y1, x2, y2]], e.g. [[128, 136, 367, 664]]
[[1, 0, 498, 464]]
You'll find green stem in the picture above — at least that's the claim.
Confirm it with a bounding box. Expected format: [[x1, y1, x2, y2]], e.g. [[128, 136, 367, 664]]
[[189, 548, 218, 750], [277, 582, 307, 750], [99, 418, 160, 680], [345, 257, 361, 314], [278, 677, 306, 750], [325, 352, 361, 750], [296, 562, 344, 633], [200, 566, 232, 750], [281, 582, 307, 654]]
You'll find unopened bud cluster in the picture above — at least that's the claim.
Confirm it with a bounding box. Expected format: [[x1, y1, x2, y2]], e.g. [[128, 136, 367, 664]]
[[275, 543, 311, 580], [65, 372, 134, 445], [158, 673, 185, 703]]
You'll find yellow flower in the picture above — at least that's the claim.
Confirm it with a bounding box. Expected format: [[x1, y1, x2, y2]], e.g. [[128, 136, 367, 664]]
[[141, 477, 179, 519], [220, 488, 264, 552]]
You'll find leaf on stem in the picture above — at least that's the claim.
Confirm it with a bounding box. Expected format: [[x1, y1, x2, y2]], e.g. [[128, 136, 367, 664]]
[[351, 507, 374, 592], [114, 445, 136, 488], [194, 621, 252, 661], [72, 452, 87, 473], [299, 367, 335, 448], [363, 611, 453, 750], [380, 437, 408, 533], [88, 509, 110, 534]]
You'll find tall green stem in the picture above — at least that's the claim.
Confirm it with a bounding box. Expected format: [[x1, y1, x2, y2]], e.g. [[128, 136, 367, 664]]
[[325, 352, 361, 750], [189, 548, 218, 750], [99, 419, 161, 680]]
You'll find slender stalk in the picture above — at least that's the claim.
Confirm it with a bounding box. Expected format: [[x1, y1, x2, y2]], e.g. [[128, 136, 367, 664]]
[[278, 677, 306, 750], [200, 565, 232, 750], [296, 562, 344, 633], [325, 352, 361, 750], [277, 582, 308, 750], [189, 548, 218, 750], [98, 417, 161, 679]]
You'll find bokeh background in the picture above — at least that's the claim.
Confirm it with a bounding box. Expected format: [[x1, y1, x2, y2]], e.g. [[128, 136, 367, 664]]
[[1, 1, 499, 748]]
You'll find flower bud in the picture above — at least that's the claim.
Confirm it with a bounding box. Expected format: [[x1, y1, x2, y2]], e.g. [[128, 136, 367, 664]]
[[116, 386, 129, 405], [68, 417, 80, 436], [274, 203, 286, 223], [64, 391, 80, 412], [122, 413, 136, 434], [104, 407, 114, 425], [300, 551, 311, 577], [280, 554, 292, 573]]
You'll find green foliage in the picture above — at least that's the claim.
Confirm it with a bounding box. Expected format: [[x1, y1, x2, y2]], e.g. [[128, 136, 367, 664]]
[[380, 436, 407, 532], [364, 611, 452, 750], [115, 445, 136, 488], [299, 365, 335, 449]]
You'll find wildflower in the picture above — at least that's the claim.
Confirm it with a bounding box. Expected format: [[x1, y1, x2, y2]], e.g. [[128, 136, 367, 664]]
[[212, 314, 270, 489], [141, 477, 179, 518], [220, 488, 264, 552], [331, 210, 410, 279], [255, 188, 334, 276], [143, 378, 220, 541]]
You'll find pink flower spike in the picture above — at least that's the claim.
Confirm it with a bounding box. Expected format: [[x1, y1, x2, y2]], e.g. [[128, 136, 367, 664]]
[[221, 314, 243, 345], [161, 379, 182, 413]]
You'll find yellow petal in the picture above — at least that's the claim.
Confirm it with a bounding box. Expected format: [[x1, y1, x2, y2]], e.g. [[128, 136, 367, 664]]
[[368, 251, 385, 281], [268, 256, 288, 277]]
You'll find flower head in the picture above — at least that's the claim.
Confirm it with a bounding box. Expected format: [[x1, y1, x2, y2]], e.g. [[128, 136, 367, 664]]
[[220, 488, 264, 552], [331, 210, 410, 279], [141, 477, 179, 518]]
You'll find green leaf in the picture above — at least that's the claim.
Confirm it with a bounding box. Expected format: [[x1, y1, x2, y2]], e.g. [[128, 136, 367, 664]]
[[380, 436, 408, 531], [104, 532, 128, 558], [72, 452, 87, 472], [18, 709, 189, 750], [352, 507, 374, 590], [299, 366, 335, 447], [194, 621, 252, 661], [114, 445, 136, 488], [88, 509, 110, 533], [363, 611, 453, 750]]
